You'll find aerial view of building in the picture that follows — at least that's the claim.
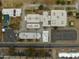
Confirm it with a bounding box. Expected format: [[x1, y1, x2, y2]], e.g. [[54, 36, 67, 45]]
[[0, 0, 79, 59]]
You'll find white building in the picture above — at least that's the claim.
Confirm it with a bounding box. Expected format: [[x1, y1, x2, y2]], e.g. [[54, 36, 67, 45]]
[[2, 8, 22, 17], [58, 52, 79, 58], [43, 11, 49, 16], [42, 31, 49, 42], [26, 24, 40, 29], [25, 14, 41, 22], [24, 10, 67, 28], [51, 10, 67, 27], [19, 32, 41, 39], [2, 9, 14, 16]]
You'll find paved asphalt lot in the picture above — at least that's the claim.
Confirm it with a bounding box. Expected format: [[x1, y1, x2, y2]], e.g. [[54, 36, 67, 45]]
[[3, 28, 17, 42]]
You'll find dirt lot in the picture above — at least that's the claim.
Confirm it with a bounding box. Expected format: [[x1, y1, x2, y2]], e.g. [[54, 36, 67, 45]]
[[9, 17, 22, 30], [2, 0, 55, 8]]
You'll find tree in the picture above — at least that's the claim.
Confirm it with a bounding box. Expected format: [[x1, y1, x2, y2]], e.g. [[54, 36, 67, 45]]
[[38, 5, 44, 10], [67, 0, 71, 5], [26, 48, 35, 57], [56, 0, 60, 4], [56, 0, 65, 5], [61, 0, 65, 5], [53, 27, 58, 30]]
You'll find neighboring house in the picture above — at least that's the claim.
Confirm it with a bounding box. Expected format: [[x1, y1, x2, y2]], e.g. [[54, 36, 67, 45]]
[[2, 8, 22, 17]]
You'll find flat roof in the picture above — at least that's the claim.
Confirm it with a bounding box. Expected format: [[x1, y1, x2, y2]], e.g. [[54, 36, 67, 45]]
[[51, 10, 67, 26], [59, 52, 79, 57], [19, 32, 41, 39], [2, 9, 21, 17]]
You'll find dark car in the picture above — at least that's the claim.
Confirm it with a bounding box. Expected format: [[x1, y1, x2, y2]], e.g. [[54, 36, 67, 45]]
[[76, 12, 79, 18]]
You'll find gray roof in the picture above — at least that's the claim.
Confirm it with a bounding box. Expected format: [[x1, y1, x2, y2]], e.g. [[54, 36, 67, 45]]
[[51, 29, 77, 40]]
